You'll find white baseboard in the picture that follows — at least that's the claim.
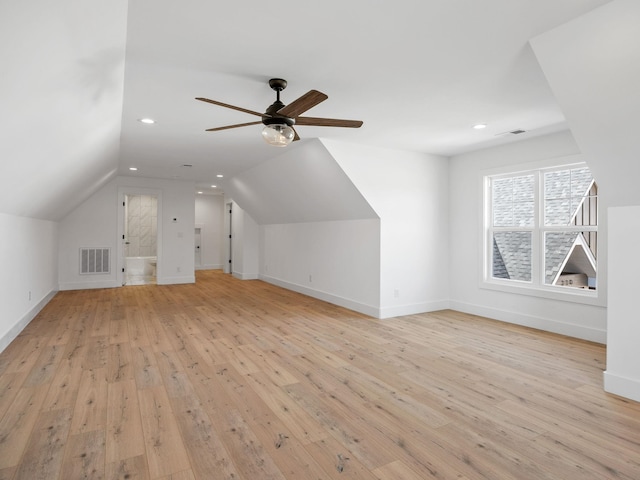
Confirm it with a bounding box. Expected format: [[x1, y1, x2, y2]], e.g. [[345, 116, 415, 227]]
[[379, 300, 450, 319], [59, 280, 119, 291], [233, 272, 259, 280], [157, 275, 195, 285], [196, 264, 223, 271], [449, 300, 606, 344], [0, 289, 57, 353], [260, 274, 380, 318], [604, 371, 640, 403]]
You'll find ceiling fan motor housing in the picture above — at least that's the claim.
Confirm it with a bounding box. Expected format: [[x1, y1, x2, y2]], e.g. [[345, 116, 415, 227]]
[[263, 101, 295, 126]]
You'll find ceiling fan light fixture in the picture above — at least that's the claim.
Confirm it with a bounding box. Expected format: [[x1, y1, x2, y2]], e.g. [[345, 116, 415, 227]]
[[261, 124, 295, 147]]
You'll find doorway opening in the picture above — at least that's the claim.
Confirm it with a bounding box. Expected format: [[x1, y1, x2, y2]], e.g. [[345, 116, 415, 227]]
[[124, 194, 158, 285]]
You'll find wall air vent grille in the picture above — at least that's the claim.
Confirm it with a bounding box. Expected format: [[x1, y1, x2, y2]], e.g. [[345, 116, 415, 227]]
[[80, 248, 111, 274]]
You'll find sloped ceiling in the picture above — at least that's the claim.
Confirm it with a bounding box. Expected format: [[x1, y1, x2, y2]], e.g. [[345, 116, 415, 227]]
[[225, 139, 378, 225], [0, 1, 128, 220], [531, 0, 640, 208], [1, 0, 618, 221]]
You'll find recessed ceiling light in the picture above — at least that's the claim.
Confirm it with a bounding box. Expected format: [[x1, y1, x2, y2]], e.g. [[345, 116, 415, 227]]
[[129, 167, 138, 171], [139, 118, 155, 124], [216, 174, 223, 178], [197, 191, 203, 194], [473, 124, 487, 129], [211, 185, 217, 188]]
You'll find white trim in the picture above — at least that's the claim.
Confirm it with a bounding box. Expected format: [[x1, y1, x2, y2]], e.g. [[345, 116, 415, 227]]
[[378, 300, 450, 319], [260, 274, 380, 318], [233, 272, 259, 280], [157, 275, 195, 285], [604, 371, 640, 403], [482, 277, 603, 306], [196, 264, 224, 271], [59, 280, 119, 291], [0, 290, 57, 353], [450, 299, 606, 344]]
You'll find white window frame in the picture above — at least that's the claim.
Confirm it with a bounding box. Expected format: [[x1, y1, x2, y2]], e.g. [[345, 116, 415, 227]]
[[481, 156, 601, 306]]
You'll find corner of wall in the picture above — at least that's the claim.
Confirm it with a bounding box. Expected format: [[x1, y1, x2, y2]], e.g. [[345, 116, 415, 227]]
[[0, 289, 57, 353]]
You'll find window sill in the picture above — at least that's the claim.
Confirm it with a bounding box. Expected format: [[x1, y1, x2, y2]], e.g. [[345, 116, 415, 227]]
[[480, 279, 605, 307]]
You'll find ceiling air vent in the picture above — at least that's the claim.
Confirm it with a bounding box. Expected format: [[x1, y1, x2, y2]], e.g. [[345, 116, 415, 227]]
[[494, 129, 527, 137], [80, 247, 111, 274]]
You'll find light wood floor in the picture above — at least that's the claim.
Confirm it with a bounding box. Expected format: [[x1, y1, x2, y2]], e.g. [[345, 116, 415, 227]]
[[1, 270, 639, 479]]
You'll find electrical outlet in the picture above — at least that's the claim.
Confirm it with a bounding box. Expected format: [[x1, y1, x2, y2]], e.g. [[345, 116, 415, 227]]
[[177, 266, 181, 273], [29, 291, 32, 301], [309, 274, 313, 283], [394, 289, 400, 298]]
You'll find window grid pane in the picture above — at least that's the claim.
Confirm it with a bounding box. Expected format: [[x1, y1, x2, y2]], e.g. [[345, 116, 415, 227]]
[[492, 175, 534, 227], [544, 167, 594, 226], [492, 231, 532, 282]]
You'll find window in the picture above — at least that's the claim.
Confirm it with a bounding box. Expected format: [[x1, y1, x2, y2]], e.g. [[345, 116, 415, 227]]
[[486, 164, 597, 293]]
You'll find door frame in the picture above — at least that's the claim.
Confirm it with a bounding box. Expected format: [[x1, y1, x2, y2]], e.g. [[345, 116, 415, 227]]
[[117, 187, 163, 286], [194, 224, 204, 270]]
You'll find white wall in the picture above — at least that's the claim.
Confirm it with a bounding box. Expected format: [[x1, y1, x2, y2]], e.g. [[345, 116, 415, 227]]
[[0, 213, 58, 352], [261, 219, 381, 316], [448, 131, 606, 343], [605, 207, 640, 401], [323, 139, 450, 318], [195, 194, 225, 269], [59, 176, 195, 289], [229, 202, 260, 280]]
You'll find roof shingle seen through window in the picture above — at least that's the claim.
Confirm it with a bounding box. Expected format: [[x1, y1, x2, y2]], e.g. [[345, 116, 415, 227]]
[[491, 166, 596, 287]]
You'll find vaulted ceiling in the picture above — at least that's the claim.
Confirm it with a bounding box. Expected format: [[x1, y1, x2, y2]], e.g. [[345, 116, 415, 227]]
[[0, 0, 614, 220]]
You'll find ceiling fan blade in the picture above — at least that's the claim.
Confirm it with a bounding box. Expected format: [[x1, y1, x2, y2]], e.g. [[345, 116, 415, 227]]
[[196, 97, 266, 118], [205, 121, 262, 132], [292, 127, 301, 142], [295, 116, 363, 128], [276, 90, 328, 118]]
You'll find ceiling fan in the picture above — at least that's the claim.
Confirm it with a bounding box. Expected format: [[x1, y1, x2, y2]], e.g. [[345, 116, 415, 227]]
[[196, 78, 363, 147]]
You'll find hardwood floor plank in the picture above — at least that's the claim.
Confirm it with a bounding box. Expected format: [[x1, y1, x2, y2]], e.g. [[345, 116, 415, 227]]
[[107, 342, 134, 383], [22, 344, 64, 387], [0, 385, 49, 469], [137, 385, 191, 478], [219, 408, 286, 480], [0, 372, 27, 421], [105, 454, 150, 480], [372, 460, 428, 480], [41, 363, 82, 411], [156, 470, 196, 480], [304, 436, 379, 480], [242, 371, 328, 444], [60, 430, 106, 480], [169, 394, 241, 479], [70, 367, 109, 435], [132, 345, 163, 390], [106, 379, 145, 464], [12, 408, 72, 480]]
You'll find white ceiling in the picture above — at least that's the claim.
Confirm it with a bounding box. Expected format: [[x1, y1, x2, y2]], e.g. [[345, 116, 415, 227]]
[[118, 0, 612, 195], [0, 0, 614, 219]]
